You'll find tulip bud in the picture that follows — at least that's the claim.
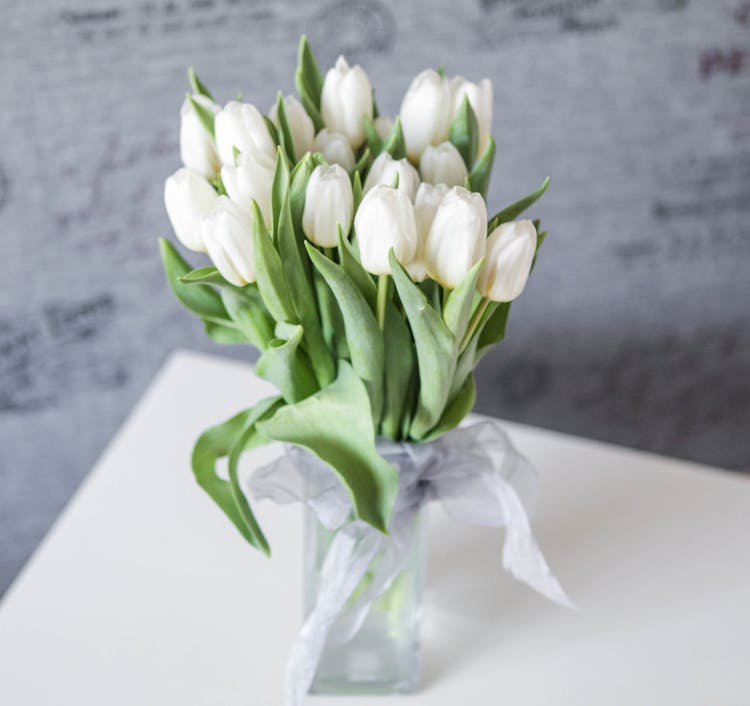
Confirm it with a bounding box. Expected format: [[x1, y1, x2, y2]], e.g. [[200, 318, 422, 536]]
[[478, 220, 537, 302], [354, 185, 418, 275], [220, 149, 275, 226], [400, 69, 453, 162], [450, 77, 493, 159], [302, 164, 354, 247], [200, 196, 257, 287], [164, 168, 218, 253], [424, 186, 487, 289], [180, 95, 221, 179], [215, 101, 276, 166], [321, 56, 373, 148], [373, 116, 394, 141], [312, 129, 356, 172], [363, 152, 421, 201], [420, 141, 468, 187], [270, 94, 314, 162], [408, 182, 449, 282]]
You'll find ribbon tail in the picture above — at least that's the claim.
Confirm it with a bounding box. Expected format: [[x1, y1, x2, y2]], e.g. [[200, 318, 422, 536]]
[[285, 523, 382, 706], [486, 473, 576, 609]]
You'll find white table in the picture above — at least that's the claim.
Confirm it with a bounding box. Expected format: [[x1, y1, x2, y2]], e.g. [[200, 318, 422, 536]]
[[1, 350, 748, 705]]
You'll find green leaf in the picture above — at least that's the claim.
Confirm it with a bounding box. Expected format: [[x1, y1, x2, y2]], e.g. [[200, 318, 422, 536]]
[[419, 279, 443, 316], [256, 325, 318, 403], [295, 69, 325, 132], [422, 374, 476, 442], [468, 135, 496, 199], [278, 191, 336, 387], [296, 35, 324, 108], [274, 91, 296, 163], [352, 170, 363, 209], [307, 243, 384, 420], [159, 238, 229, 324], [382, 116, 405, 161], [220, 285, 275, 351], [271, 146, 291, 246], [263, 115, 279, 147], [192, 397, 283, 554], [381, 299, 416, 439], [488, 177, 550, 232], [337, 228, 377, 312], [389, 251, 456, 440], [363, 117, 384, 158], [188, 67, 214, 101], [251, 201, 298, 324], [179, 266, 230, 287], [476, 300, 510, 355], [449, 95, 478, 170], [354, 147, 371, 175], [290, 153, 316, 233], [443, 258, 484, 339], [203, 319, 247, 345], [257, 361, 398, 533], [187, 93, 216, 139]]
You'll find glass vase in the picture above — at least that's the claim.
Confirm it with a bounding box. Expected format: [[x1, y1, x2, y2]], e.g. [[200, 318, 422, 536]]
[[303, 500, 427, 695]]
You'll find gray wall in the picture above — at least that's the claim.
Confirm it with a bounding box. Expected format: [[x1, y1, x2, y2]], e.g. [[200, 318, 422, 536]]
[[1, 0, 749, 596]]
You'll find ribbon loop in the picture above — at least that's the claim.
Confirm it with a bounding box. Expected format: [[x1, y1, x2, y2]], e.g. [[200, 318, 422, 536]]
[[247, 420, 572, 706]]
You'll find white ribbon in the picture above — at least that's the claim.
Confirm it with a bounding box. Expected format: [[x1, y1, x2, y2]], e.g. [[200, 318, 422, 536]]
[[247, 420, 573, 706]]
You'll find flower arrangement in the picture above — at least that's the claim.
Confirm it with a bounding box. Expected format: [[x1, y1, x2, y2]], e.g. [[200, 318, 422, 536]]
[[160, 36, 551, 554]]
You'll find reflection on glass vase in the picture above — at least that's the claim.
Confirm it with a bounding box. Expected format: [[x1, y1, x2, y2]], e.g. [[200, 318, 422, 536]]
[[304, 502, 427, 696]]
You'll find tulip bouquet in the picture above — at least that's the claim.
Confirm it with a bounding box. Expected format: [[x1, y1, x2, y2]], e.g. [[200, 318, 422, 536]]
[[160, 36, 550, 553]]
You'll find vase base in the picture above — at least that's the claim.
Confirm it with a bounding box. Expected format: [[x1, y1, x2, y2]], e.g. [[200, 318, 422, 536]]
[[310, 636, 420, 696]]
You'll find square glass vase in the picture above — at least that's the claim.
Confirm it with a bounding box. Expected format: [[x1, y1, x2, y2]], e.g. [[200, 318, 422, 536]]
[[303, 504, 427, 696]]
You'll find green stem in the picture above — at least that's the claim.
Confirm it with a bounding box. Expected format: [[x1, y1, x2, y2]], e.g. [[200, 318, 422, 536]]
[[459, 297, 490, 354], [323, 246, 335, 261], [377, 274, 389, 329]]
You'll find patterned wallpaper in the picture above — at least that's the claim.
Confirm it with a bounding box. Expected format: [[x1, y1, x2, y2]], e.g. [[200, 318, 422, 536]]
[[1, 0, 748, 594]]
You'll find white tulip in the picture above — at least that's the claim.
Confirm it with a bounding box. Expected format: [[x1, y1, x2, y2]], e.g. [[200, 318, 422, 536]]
[[408, 182, 449, 282], [221, 148, 275, 226], [373, 115, 394, 141], [270, 94, 314, 162], [451, 76, 493, 159], [302, 164, 354, 248], [354, 185, 418, 276], [164, 168, 218, 253], [313, 129, 356, 172], [424, 186, 487, 289], [363, 152, 420, 201], [200, 196, 257, 287], [180, 95, 221, 179], [321, 55, 373, 148], [478, 220, 537, 302], [215, 101, 276, 166], [420, 141, 468, 187], [400, 69, 453, 162]]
